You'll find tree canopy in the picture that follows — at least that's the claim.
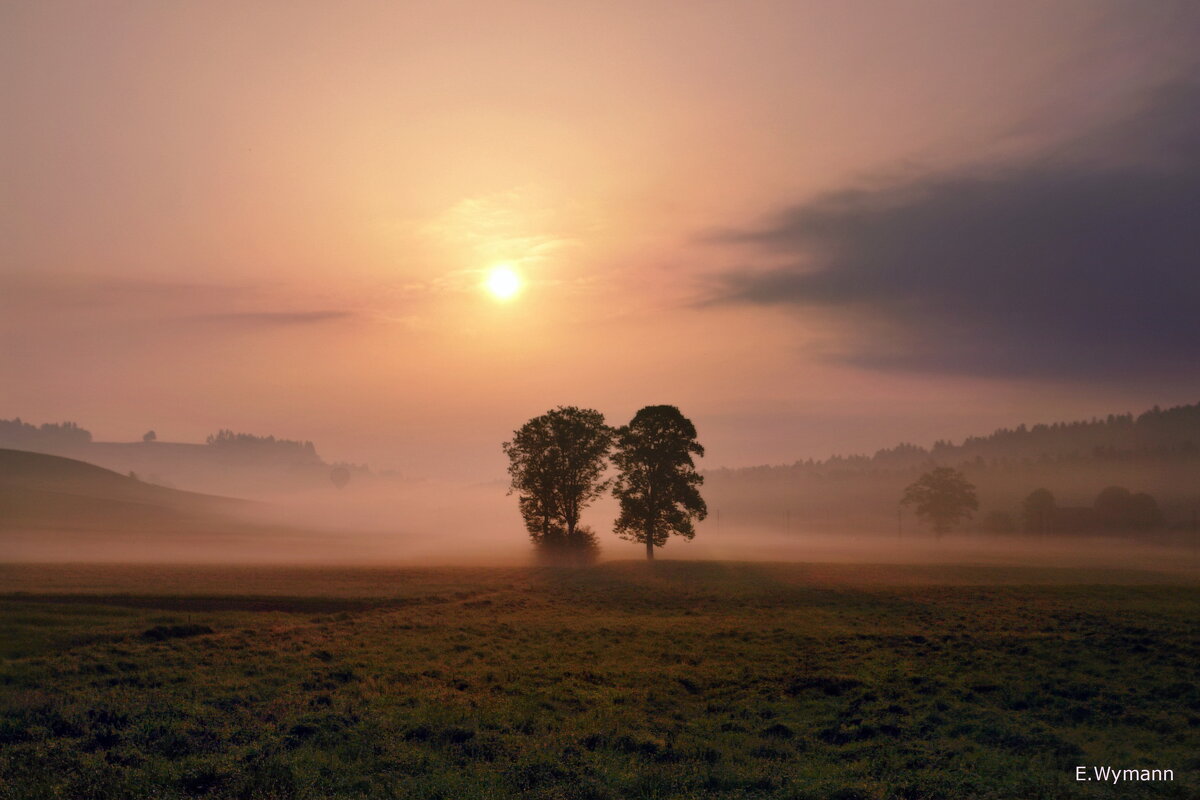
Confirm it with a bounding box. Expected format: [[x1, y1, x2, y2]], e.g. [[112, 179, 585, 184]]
[[1021, 488, 1056, 534], [612, 405, 707, 560], [1093, 486, 1165, 531], [502, 407, 614, 555], [901, 466, 978, 537]]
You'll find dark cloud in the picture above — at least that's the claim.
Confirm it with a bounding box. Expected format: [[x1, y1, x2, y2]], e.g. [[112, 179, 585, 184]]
[[709, 79, 1200, 380]]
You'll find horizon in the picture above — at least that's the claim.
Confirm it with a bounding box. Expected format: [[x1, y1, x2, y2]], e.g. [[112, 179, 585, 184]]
[[5, 397, 1199, 478]]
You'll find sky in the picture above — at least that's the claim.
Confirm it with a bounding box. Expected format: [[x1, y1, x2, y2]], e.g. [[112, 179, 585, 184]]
[[3, 1, 1200, 480]]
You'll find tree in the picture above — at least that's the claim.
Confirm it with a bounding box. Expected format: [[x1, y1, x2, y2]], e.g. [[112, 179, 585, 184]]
[[330, 466, 351, 489], [900, 466, 978, 538], [143, 430, 157, 443], [1021, 488, 1056, 534], [534, 524, 601, 566], [1094, 486, 1165, 532], [1128, 492, 1165, 531], [502, 407, 614, 557], [612, 405, 707, 560]]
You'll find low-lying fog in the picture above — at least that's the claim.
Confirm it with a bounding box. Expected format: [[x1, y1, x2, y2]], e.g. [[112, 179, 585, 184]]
[[4, 477, 1197, 578]]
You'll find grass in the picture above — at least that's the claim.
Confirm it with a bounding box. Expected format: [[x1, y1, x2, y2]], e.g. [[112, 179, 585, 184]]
[[0, 561, 1197, 799]]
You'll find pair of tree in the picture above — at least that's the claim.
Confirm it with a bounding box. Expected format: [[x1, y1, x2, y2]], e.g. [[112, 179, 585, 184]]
[[502, 405, 706, 561], [900, 466, 979, 537]]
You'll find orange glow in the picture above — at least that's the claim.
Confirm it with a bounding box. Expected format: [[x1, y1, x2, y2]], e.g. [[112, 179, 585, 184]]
[[484, 265, 521, 300]]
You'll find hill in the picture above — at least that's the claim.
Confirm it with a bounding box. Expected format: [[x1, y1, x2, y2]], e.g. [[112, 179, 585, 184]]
[[0, 448, 248, 533], [713, 401, 1200, 479], [0, 420, 355, 497], [705, 401, 1200, 536]]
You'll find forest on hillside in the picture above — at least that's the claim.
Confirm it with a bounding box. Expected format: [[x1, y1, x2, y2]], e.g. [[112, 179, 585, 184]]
[[711, 402, 1200, 482], [705, 402, 1200, 538]]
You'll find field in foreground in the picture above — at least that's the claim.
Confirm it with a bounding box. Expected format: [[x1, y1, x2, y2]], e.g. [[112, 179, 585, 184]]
[[0, 562, 1197, 800]]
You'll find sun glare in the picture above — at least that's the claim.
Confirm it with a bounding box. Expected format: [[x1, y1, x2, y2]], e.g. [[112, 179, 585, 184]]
[[484, 265, 522, 301]]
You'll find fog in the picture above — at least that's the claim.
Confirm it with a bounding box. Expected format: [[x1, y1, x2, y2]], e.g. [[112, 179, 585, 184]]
[[4, 470, 1196, 581], [3, 408, 1199, 576]]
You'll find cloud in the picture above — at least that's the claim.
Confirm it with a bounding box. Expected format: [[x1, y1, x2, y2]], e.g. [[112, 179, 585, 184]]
[[707, 79, 1200, 380], [0, 276, 246, 311], [193, 311, 354, 326], [0, 274, 355, 329]]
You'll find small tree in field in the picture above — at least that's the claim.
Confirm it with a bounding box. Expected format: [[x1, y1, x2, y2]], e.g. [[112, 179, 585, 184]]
[[612, 405, 707, 560], [1021, 488, 1056, 534], [901, 466, 978, 538], [502, 407, 614, 560]]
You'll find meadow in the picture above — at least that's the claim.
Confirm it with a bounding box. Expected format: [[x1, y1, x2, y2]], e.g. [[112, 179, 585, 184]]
[[0, 561, 1196, 799]]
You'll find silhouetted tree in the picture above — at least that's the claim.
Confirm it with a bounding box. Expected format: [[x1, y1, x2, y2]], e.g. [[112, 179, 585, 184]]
[[143, 430, 157, 442], [612, 405, 707, 560], [1094, 486, 1165, 532], [1094, 486, 1133, 531], [503, 407, 614, 557], [330, 466, 351, 489], [900, 466, 978, 538], [1021, 488, 1057, 534], [205, 430, 321, 463], [0, 418, 92, 448], [1128, 492, 1166, 531]]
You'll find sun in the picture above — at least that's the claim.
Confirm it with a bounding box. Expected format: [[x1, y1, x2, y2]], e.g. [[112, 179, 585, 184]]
[[484, 265, 522, 301]]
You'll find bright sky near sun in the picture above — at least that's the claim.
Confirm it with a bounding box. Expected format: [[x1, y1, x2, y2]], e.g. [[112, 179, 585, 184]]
[[3, 2, 1200, 478], [485, 267, 522, 301]]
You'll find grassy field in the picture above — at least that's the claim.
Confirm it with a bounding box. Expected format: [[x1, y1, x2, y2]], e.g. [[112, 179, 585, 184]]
[[0, 561, 1197, 799]]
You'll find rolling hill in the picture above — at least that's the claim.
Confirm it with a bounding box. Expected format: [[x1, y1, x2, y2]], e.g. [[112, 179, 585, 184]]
[[0, 448, 248, 533]]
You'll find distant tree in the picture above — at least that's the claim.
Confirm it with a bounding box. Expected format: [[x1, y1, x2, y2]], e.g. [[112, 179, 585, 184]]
[[205, 429, 321, 463], [1128, 492, 1166, 531], [1021, 488, 1057, 534], [330, 466, 351, 489], [0, 418, 92, 448], [1094, 486, 1133, 531], [612, 405, 707, 560], [143, 430, 157, 442], [1094, 486, 1166, 532], [900, 466, 978, 538], [981, 510, 1017, 534], [503, 407, 614, 558]]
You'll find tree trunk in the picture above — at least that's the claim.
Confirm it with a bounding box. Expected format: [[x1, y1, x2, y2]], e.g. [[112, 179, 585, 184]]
[[646, 538, 654, 560]]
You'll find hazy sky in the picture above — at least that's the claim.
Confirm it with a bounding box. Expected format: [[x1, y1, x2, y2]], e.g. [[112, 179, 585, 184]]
[[4, 2, 1200, 479]]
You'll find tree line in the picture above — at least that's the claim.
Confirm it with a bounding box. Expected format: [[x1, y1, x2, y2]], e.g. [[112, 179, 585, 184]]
[[1000, 486, 1167, 535], [0, 418, 93, 448], [899, 466, 1173, 537], [204, 429, 321, 460], [711, 400, 1200, 484], [503, 405, 706, 562]]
